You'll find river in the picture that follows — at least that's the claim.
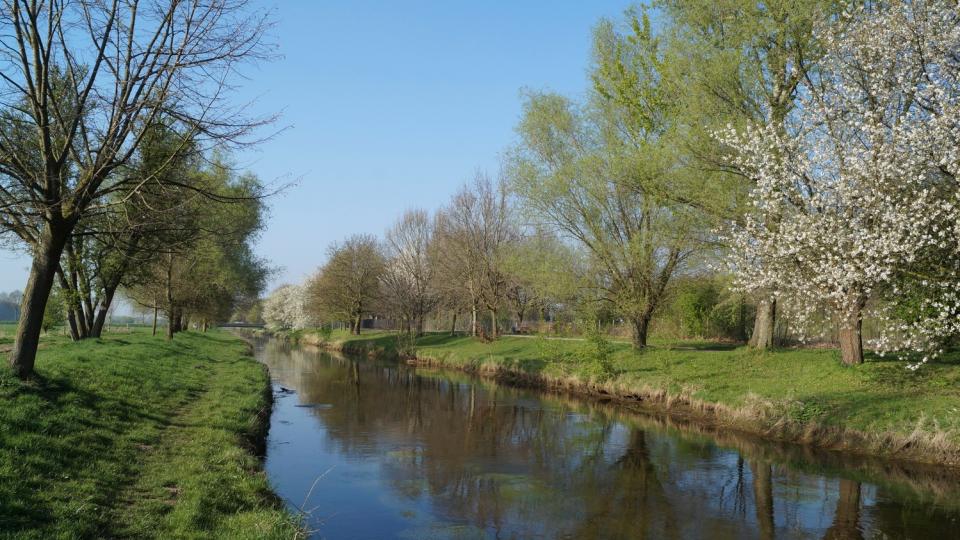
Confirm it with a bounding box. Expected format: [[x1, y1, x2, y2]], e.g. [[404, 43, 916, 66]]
[[255, 338, 960, 539]]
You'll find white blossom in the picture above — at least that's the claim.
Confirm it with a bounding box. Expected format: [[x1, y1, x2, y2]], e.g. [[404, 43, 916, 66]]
[[718, 0, 960, 366], [263, 284, 314, 330]]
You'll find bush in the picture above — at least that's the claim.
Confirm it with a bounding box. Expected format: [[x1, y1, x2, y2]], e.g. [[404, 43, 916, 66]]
[[578, 324, 615, 381]]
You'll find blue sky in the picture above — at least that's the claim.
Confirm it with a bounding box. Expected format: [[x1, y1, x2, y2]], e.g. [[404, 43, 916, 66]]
[[0, 0, 634, 295]]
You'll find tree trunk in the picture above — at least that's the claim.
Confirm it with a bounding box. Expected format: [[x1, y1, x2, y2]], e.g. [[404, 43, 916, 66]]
[[65, 307, 80, 341], [10, 224, 70, 378], [630, 314, 650, 348], [838, 304, 864, 366], [824, 480, 862, 540], [166, 307, 177, 340], [450, 311, 458, 337], [353, 315, 362, 335], [489, 309, 498, 340], [56, 270, 81, 341], [471, 303, 478, 337], [152, 306, 158, 336], [90, 284, 118, 338], [751, 461, 775, 540], [165, 256, 175, 340], [750, 297, 776, 350]]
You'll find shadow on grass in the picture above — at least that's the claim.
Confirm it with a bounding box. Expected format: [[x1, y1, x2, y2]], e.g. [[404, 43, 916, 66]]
[[0, 333, 231, 537]]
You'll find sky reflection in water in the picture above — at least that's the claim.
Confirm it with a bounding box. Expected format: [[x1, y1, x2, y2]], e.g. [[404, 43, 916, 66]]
[[259, 340, 960, 540]]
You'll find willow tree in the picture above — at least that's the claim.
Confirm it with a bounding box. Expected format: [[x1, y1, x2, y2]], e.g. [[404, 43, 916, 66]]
[[510, 14, 701, 348], [0, 0, 272, 377], [124, 159, 270, 340], [57, 123, 202, 340]]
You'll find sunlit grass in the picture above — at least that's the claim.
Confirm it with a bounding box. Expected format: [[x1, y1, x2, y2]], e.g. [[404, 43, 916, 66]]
[[0, 329, 299, 539]]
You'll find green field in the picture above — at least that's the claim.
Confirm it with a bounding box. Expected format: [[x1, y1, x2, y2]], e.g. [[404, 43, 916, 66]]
[[0, 328, 299, 539], [291, 328, 960, 465]]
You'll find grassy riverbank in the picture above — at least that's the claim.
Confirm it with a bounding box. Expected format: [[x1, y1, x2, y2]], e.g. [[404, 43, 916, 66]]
[[0, 329, 299, 539], [288, 328, 960, 466]]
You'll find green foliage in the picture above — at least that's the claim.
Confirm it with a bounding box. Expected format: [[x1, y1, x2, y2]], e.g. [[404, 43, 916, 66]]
[[0, 330, 299, 538], [395, 331, 417, 358], [578, 324, 616, 382], [535, 334, 575, 365], [317, 324, 333, 343], [657, 277, 751, 341], [41, 286, 65, 333], [673, 281, 719, 337]]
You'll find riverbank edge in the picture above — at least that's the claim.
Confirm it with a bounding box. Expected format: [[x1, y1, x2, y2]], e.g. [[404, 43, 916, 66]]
[[117, 333, 306, 538], [236, 337, 307, 527], [271, 330, 960, 469]]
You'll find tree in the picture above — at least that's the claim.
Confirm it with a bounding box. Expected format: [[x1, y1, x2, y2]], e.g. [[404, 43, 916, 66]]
[[0, 0, 274, 377], [57, 123, 202, 340], [434, 173, 517, 340], [654, 0, 841, 349], [510, 86, 698, 348], [380, 209, 437, 336], [719, 0, 960, 365], [307, 234, 385, 335], [41, 285, 64, 334], [263, 285, 312, 330], [124, 158, 270, 339], [501, 228, 585, 331]]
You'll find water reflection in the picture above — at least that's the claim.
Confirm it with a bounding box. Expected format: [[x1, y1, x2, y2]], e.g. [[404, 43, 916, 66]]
[[259, 340, 960, 539]]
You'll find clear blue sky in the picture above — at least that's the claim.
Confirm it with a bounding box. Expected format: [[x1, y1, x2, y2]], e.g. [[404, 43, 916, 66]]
[[0, 0, 634, 295]]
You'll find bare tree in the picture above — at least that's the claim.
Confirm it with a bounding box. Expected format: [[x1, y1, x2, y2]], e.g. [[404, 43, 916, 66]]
[[434, 172, 517, 340], [0, 0, 274, 376], [380, 209, 437, 336]]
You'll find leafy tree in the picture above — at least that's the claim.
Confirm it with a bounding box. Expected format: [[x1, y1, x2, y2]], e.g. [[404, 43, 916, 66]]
[[41, 286, 65, 334], [307, 235, 385, 335], [653, 0, 842, 349]]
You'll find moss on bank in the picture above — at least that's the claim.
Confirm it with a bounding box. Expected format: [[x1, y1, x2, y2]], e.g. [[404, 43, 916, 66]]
[[0, 329, 300, 539], [292, 328, 960, 467]]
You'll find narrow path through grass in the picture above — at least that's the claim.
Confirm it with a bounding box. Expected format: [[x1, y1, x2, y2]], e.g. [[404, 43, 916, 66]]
[[0, 329, 298, 539]]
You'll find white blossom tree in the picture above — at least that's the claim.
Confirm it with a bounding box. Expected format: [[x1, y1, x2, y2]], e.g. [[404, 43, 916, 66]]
[[720, 0, 960, 365], [263, 284, 312, 331]]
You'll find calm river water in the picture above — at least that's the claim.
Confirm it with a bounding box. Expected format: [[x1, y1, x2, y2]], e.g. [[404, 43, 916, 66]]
[[256, 339, 960, 539]]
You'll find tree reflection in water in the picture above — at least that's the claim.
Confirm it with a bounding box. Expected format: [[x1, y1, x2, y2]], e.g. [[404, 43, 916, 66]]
[[261, 341, 960, 539]]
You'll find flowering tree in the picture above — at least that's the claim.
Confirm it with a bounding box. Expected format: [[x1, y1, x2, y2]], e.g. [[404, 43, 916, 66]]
[[720, 0, 960, 365], [263, 285, 312, 331]]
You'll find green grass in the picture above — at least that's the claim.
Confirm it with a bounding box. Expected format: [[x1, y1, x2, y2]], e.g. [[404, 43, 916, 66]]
[[0, 329, 300, 539], [304, 329, 960, 463]]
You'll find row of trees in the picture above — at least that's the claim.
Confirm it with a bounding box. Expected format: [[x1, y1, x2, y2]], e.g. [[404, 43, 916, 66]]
[[264, 174, 584, 342], [0, 0, 274, 377], [268, 0, 960, 368]]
